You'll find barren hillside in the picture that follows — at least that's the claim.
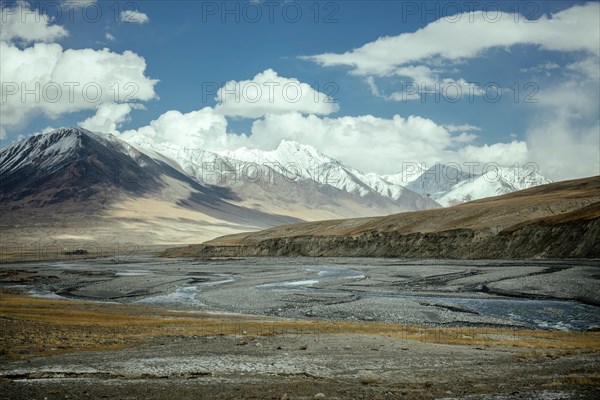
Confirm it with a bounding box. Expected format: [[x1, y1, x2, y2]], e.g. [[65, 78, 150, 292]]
[[163, 176, 600, 259]]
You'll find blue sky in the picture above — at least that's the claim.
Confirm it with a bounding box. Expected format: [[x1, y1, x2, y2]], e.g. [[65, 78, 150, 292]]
[[1, 0, 599, 179]]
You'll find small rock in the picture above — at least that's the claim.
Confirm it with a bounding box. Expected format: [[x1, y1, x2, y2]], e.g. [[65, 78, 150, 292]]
[[314, 394, 326, 400], [358, 371, 380, 385], [280, 394, 289, 400], [255, 342, 262, 347], [237, 341, 248, 346], [299, 344, 308, 350], [276, 346, 282, 350]]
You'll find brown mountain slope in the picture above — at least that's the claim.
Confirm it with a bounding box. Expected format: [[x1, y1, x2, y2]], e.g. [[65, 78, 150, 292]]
[[162, 176, 600, 259], [0, 128, 304, 247]]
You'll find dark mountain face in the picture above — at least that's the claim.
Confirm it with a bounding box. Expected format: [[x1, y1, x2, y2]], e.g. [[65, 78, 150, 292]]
[[0, 128, 241, 207], [0, 128, 163, 205], [0, 128, 301, 228]]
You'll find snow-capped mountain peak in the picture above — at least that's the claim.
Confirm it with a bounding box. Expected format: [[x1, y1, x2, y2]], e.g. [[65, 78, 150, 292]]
[[408, 163, 554, 206], [0, 128, 88, 176], [275, 139, 326, 159], [122, 136, 440, 211], [221, 140, 333, 170], [212, 139, 440, 208]]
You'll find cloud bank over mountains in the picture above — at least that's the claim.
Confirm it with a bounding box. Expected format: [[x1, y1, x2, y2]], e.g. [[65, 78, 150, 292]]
[[1, 1, 598, 180]]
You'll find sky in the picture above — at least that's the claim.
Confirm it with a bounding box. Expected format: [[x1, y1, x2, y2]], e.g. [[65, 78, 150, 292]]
[[1, 0, 599, 180]]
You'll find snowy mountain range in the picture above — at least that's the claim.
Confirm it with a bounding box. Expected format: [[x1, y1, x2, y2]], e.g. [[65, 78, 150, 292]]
[[126, 135, 551, 209], [0, 128, 552, 244], [407, 163, 553, 206]]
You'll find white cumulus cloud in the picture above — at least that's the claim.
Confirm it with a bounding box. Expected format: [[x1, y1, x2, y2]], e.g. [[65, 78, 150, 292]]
[[0, 1, 68, 44], [525, 71, 600, 180], [79, 103, 139, 134], [0, 41, 158, 129], [122, 108, 530, 175], [305, 3, 600, 77], [247, 112, 528, 173], [62, 0, 97, 7], [120, 10, 149, 24], [444, 124, 482, 133], [121, 108, 246, 149], [304, 3, 600, 103], [214, 69, 340, 118]]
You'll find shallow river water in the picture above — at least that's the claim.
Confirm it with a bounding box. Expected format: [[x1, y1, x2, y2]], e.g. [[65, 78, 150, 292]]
[[3, 256, 599, 331]]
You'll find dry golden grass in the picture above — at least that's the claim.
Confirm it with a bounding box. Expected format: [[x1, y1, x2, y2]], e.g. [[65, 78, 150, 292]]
[[542, 374, 600, 388], [1, 294, 599, 360]]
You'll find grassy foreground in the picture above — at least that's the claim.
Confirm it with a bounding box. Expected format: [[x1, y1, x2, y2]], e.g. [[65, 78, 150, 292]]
[[1, 294, 599, 361]]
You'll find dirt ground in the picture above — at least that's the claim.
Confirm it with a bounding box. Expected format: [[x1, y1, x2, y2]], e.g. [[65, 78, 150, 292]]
[[1, 294, 599, 400]]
